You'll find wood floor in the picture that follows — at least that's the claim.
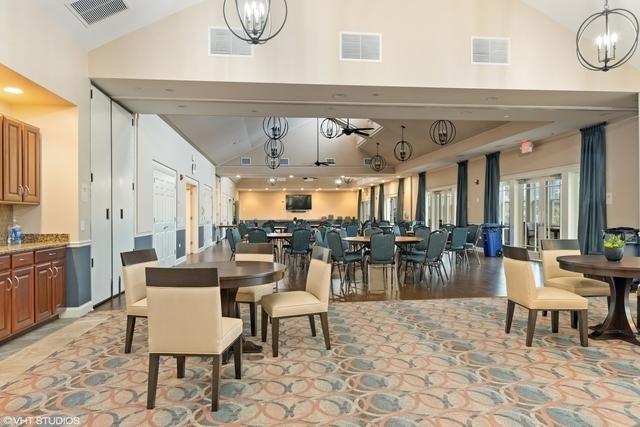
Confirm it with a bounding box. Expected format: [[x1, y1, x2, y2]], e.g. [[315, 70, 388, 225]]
[[186, 240, 511, 301]]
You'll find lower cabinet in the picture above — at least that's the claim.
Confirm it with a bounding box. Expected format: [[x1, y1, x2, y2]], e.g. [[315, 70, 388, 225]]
[[0, 246, 66, 342]]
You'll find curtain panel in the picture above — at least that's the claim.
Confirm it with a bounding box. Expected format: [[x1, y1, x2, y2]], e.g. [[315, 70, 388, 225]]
[[378, 184, 385, 221], [357, 189, 362, 221], [483, 152, 500, 224], [456, 160, 468, 226], [416, 172, 426, 223], [370, 186, 376, 221], [578, 123, 607, 255], [397, 178, 405, 223]]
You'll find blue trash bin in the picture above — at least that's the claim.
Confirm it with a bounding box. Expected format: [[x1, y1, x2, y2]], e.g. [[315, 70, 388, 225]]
[[482, 224, 503, 257]]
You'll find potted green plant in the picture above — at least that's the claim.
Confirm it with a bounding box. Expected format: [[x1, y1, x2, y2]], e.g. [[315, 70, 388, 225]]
[[604, 234, 625, 262]]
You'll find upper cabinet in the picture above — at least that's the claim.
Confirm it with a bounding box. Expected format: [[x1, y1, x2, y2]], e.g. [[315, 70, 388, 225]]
[[0, 115, 41, 205]]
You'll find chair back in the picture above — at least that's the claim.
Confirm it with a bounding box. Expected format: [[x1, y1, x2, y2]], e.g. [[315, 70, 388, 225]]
[[370, 233, 396, 263], [466, 224, 479, 244], [236, 243, 274, 262], [120, 249, 159, 308], [291, 228, 312, 252], [414, 227, 431, 251], [305, 246, 332, 309], [146, 267, 223, 354], [392, 225, 401, 236], [450, 227, 469, 249], [225, 228, 237, 251], [426, 230, 447, 260], [346, 224, 358, 237], [540, 239, 582, 281], [364, 227, 383, 237], [317, 225, 327, 238], [286, 222, 296, 233], [326, 230, 345, 260], [313, 229, 325, 247], [503, 246, 537, 307], [238, 222, 249, 238], [247, 228, 268, 243]]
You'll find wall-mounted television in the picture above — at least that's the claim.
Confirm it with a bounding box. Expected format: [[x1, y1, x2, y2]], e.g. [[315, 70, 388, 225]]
[[286, 194, 312, 211]]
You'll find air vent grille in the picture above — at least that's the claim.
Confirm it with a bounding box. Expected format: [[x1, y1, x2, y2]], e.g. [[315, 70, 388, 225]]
[[68, 0, 128, 26], [340, 32, 382, 61], [364, 158, 372, 165], [209, 27, 253, 56], [240, 157, 251, 166], [472, 37, 510, 65], [279, 158, 290, 166], [325, 158, 336, 165]]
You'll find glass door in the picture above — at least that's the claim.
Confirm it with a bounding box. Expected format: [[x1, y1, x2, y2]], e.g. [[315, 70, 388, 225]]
[[428, 188, 456, 229], [518, 176, 562, 251], [386, 196, 398, 223]]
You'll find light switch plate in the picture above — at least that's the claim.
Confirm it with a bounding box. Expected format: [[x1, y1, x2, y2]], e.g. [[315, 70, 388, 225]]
[[606, 192, 613, 205]]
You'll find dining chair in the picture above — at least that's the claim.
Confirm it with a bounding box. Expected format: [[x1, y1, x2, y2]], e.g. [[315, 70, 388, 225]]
[[120, 249, 159, 353], [364, 227, 383, 237], [367, 233, 396, 289], [247, 228, 268, 243], [503, 246, 588, 347], [446, 227, 469, 269], [145, 267, 243, 411], [540, 239, 610, 328], [238, 222, 249, 240], [399, 227, 430, 283], [235, 243, 276, 336], [313, 229, 326, 248], [261, 246, 332, 357], [284, 228, 312, 267], [425, 230, 449, 282], [464, 224, 481, 265], [346, 224, 359, 237], [326, 230, 363, 298]]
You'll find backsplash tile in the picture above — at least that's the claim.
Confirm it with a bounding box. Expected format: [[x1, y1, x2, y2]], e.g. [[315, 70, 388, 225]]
[[0, 205, 13, 243]]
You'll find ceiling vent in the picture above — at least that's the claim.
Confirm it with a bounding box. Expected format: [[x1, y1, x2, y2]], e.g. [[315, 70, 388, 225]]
[[340, 32, 382, 62], [472, 37, 510, 65], [303, 177, 317, 182], [209, 27, 253, 56], [325, 158, 336, 165], [240, 157, 251, 166], [279, 158, 290, 166], [67, 0, 128, 26], [363, 158, 372, 166]]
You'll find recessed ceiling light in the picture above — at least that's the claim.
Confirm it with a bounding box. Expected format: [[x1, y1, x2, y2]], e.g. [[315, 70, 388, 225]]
[[177, 105, 187, 109], [300, 187, 304, 190], [332, 93, 347, 98], [503, 115, 511, 118], [236, 175, 241, 178], [282, 188, 287, 191], [289, 175, 294, 178], [371, 93, 380, 97], [3, 87, 23, 95], [265, 187, 269, 190], [249, 189, 252, 191], [396, 175, 401, 178]]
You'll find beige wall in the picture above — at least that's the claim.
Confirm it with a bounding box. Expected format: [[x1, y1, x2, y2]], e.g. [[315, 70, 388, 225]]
[[606, 117, 639, 227], [239, 191, 358, 220]]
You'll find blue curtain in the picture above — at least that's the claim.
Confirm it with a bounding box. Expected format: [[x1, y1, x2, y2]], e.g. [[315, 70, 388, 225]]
[[370, 186, 376, 221], [397, 178, 405, 223], [416, 172, 426, 223], [456, 160, 468, 226], [578, 123, 607, 255], [484, 152, 500, 224], [378, 184, 385, 221], [357, 189, 362, 221]]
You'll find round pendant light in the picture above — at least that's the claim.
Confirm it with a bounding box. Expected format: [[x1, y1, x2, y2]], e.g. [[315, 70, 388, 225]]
[[264, 137, 285, 159], [393, 125, 413, 162], [223, 0, 288, 45], [320, 118, 341, 139], [576, 0, 639, 72], [370, 143, 387, 173], [265, 155, 281, 170], [430, 120, 457, 146], [263, 117, 289, 140]]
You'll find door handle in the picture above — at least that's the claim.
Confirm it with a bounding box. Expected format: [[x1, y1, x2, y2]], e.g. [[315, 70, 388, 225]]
[[17, 185, 23, 195], [120, 209, 124, 219], [106, 209, 110, 220], [53, 267, 59, 277], [24, 185, 30, 195], [13, 276, 18, 288], [6, 277, 12, 292]]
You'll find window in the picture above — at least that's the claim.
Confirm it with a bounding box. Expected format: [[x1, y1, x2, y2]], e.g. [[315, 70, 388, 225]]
[[499, 181, 511, 244], [386, 195, 398, 222], [360, 200, 371, 221], [428, 187, 456, 229]]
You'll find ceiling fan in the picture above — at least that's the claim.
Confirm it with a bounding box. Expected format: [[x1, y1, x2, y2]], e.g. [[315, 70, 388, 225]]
[[336, 118, 374, 137], [314, 118, 331, 167]]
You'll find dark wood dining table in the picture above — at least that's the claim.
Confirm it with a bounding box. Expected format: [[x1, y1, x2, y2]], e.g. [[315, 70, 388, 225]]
[[343, 236, 422, 245], [557, 255, 640, 345], [180, 260, 286, 353]]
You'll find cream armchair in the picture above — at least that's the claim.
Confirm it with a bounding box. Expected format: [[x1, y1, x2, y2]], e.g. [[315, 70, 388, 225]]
[[120, 249, 159, 353], [235, 243, 276, 336], [261, 246, 332, 357], [540, 239, 609, 328], [145, 267, 242, 412], [503, 246, 588, 347]]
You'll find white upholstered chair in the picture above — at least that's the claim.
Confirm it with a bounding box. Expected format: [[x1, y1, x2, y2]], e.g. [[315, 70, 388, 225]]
[[503, 246, 589, 347], [120, 249, 159, 353], [540, 239, 609, 328], [235, 243, 276, 336], [261, 246, 332, 357], [145, 267, 242, 412]]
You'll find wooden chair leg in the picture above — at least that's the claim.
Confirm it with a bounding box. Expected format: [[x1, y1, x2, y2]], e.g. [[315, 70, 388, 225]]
[[570, 311, 578, 329], [176, 356, 186, 378], [526, 309, 538, 347], [578, 310, 589, 347], [147, 354, 160, 409], [233, 337, 242, 379], [261, 307, 268, 343], [249, 302, 257, 337], [272, 318, 280, 357], [320, 312, 331, 350], [211, 354, 221, 411], [308, 315, 317, 337], [505, 300, 515, 333], [551, 311, 559, 333], [125, 315, 136, 354]]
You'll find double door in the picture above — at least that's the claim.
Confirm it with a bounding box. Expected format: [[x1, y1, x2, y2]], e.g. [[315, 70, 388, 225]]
[[152, 163, 177, 267], [35, 257, 65, 322], [0, 266, 34, 339], [518, 177, 562, 251]]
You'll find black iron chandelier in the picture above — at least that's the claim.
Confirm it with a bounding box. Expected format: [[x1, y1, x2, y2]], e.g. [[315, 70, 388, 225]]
[[576, 0, 639, 72], [265, 155, 281, 170], [341, 176, 354, 184], [370, 143, 387, 173], [264, 137, 285, 159], [394, 125, 413, 162], [223, 0, 288, 45], [320, 118, 341, 139], [263, 117, 289, 140], [430, 120, 456, 146]]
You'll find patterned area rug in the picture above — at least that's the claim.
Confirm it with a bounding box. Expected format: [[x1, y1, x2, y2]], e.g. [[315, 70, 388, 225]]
[[1, 297, 640, 426]]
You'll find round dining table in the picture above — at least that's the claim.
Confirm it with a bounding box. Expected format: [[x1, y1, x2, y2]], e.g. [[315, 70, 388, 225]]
[[343, 236, 422, 245], [557, 255, 640, 345], [180, 260, 287, 353]]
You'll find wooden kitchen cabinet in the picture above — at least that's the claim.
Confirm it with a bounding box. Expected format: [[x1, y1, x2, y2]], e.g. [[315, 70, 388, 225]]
[[1, 115, 40, 204], [0, 271, 11, 340], [22, 124, 40, 204], [11, 264, 35, 334], [35, 263, 53, 322], [52, 259, 65, 312]]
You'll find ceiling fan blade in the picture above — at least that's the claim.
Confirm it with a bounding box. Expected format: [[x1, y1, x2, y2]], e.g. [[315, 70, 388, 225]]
[[355, 127, 375, 131], [354, 130, 370, 137]]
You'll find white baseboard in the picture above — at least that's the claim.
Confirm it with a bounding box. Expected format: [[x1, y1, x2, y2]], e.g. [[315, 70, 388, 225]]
[[176, 256, 187, 265], [59, 301, 93, 318]]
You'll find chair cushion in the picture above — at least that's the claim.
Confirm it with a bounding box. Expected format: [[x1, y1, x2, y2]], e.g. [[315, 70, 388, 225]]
[[528, 287, 589, 310], [218, 317, 244, 353], [127, 298, 147, 317], [343, 252, 362, 263], [261, 291, 325, 318], [235, 284, 275, 303], [545, 277, 610, 297]]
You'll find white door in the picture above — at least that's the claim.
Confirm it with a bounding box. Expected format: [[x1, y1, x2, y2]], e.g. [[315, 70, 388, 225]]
[[111, 103, 135, 293], [202, 184, 213, 247], [153, 163, 177, 266], [90, 87, 113, 305]]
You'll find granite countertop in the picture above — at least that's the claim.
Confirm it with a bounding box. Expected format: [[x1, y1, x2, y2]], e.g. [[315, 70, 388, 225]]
[[0, 234, 69, 255]]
